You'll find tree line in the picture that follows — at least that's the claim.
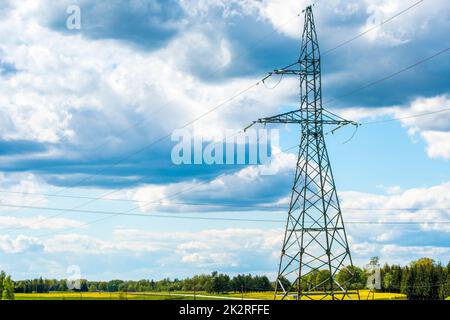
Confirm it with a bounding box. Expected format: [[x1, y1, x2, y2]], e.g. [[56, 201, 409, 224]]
[[7, 258, 450, 300], [13, 272, 273, 295], [379, 258, 450, 300]]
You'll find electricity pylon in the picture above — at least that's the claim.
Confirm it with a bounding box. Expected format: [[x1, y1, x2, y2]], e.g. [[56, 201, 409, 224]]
[[247, 6, 359, 300]]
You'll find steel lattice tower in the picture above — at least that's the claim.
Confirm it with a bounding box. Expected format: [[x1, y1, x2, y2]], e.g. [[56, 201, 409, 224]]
[[249, 6, 359, 300]]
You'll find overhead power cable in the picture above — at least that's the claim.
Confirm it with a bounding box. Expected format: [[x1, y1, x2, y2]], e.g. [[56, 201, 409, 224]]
[[10, 0, 424, 213], [1, 189, 450, 212], [322, 0, 425, 55], [324, 47, 450, 106], [5, 2, 439, 235], [7, 42, 449, 234], [8, 44, 448, 227], [5, 12, 304, 217], [1, 203, 448, 230]]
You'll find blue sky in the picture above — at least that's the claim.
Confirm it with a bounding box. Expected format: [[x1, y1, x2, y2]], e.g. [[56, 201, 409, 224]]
[[0, 0, 449, 281]]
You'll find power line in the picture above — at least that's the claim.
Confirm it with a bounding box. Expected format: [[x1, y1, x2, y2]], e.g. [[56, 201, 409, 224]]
[[324, 47, 450, 106], [4, 12, 304, 218], [8, 42, 450, 226], [1, 203, 448, 228], [0, 127, 250, 232], [5, 6, 443, 236], [8, 0, 423, 211], [1, 189, 450, 212], [0, 177, 213, 234], [361, 106, 450, 126], [7, 42, 449, 232]]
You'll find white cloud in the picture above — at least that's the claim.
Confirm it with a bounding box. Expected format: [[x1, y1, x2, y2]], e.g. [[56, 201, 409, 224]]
[[351, 242, 450, 266], [0, 234, 43, 254], [338, 95, 450, 159], [0, 173, 48, 207], [0, 228, 283, 268], [0, 0, 296, 153], [42, 233, 166, 254], [3, 223, 448, 271], [340, 182, 450, 237], [420, 131, 450, 159], [376, 184, 403, 195], [394, 95, 450, 159], [115, 227, 283, 268], [361, 0, 449, 46], [0, 216, 84, 230]]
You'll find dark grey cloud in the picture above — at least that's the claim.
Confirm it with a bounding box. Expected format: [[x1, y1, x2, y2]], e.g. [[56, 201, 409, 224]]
[[0, 138, 245, 188], [180, 1, 450, 107], [43, 0, 184, 51], [0, 140, 47, 155]]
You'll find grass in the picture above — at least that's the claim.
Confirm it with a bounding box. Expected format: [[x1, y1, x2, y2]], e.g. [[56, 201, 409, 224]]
[[14, 290, 406, 301]]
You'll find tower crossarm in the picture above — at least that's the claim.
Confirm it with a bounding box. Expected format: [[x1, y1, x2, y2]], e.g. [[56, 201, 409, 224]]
[[269, 61, 314, 76], [244, 109, 357, 131]]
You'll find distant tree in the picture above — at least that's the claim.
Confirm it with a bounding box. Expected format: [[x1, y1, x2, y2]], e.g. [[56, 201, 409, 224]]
[[2, 276, 15, 300], [445, 262, 450, 299], [276, 276, 291, 293], [206, 272, 230, 294], [230, 274, 245, 292], [402, 266, 415, 299], [336, 266, 366, 290], [254, 275, 272, 291], [383, 272, 393, 292], [315, 270, 332, 291], [80, 279, 89, 292], [432, 263, 445, 300], [99, 282, 108, 292], [59, 280, 68, 292], [412, 258, 435, 268], [300, 270, 320, 291], [37, 277, 45, 293], [402, 258, 446, 300], [0, 271, 6, 299], [107, 280, 124, 292]]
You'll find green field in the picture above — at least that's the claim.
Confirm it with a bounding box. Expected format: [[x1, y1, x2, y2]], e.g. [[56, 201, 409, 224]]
[[14, 290, 406, 300]]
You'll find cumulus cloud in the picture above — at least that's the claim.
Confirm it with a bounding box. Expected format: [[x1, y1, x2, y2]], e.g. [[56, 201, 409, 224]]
[[338, 95, 450, 160], [0, 173, 48, 207], [109, 227, 283, 268], [0, 0, 300, 187], [2, 224, 448, 273], [0, 228, 282, 267], [0, 235, 43, 254], [131, 148, 297, 212], [351, 242, 450, 266], [339, 182, 450, 250], [395, 95, 450, 159]]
